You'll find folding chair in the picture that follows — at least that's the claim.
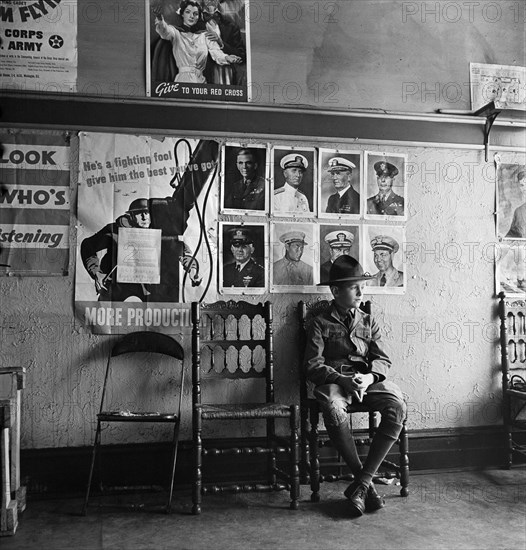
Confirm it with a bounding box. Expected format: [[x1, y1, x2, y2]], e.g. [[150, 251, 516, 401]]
[[83, 331, 184, 514]]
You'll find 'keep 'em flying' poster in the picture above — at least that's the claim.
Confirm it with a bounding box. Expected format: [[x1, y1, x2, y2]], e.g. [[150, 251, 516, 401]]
[[0, 0, 77, 92]]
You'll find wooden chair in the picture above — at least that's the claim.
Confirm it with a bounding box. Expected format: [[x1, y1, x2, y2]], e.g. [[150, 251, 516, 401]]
[[191, 300, 299, 514], [499, 292, 526, 468], [83, 331, 185, 514], [298, 299, 409, 502]]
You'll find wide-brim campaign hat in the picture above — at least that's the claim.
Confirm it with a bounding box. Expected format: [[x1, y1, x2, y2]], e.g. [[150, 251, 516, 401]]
[[317, 255, 374, 286]]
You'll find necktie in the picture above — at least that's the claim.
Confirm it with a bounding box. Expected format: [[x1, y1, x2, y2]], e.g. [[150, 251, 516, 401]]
[[345, 310, 354, 331], [380, 274, 387, 287], [235, 264, 241, 272]]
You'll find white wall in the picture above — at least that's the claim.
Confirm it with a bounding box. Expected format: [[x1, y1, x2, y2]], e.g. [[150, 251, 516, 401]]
[[2, 136, 522, 448]]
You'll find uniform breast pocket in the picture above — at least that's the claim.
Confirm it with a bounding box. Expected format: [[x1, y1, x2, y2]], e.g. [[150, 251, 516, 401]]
[[323, 329, 348, 358], [324, 330, 347, 342], [354, 326, 371, 341]]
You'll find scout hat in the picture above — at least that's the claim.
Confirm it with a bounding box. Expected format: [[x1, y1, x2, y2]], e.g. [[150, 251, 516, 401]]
[[327, 157, 356, 172], [318, 255, 373, 286], [325, 230, 354, 248], [229, 227, 254, 245], [374, 161, 399, 178], [280, 154, 308, 171], [280, 231, 307, 245], [370, 235, 399, 253]]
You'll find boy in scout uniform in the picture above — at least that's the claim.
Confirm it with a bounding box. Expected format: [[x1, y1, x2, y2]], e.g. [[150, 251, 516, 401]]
[[223, 227, 265, 288], [370, 235, 404, 287], [273, 154, 311, 214], [367, 161, 405, 216], [304, 255, 406, 516], [273, 230, 313, 285], [325, 157, 360, 214], [320, 230, 360, 283]]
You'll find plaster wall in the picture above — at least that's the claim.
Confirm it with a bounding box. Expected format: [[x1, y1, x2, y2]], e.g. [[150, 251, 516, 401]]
[[1, 136, 521, 449], [74, 0, 526, 112]]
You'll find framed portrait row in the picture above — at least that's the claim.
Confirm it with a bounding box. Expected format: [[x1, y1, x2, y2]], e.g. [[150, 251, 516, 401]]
[[220, 144, 407, 221], [218, 221, 406, 295]]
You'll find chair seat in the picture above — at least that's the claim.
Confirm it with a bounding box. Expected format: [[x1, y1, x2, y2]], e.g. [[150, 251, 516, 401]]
[[506, 389, 526, 399], [305, 396, 375, 414], [98, 411, 178, 422], [198, 402, 292, 420]]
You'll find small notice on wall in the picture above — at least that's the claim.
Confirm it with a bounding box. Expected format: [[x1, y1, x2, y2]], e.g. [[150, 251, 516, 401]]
[[470, 63, 526, 112], [0, 0, 77, 92], [117, 228, 162, 285]]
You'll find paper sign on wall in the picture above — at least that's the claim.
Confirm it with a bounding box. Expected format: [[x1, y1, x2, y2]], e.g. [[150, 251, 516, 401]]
[[0, 1, 77, 93]]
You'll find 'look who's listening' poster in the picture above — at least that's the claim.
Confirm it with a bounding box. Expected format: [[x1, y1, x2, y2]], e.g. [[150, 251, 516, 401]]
[[0, 0, 77, 92]]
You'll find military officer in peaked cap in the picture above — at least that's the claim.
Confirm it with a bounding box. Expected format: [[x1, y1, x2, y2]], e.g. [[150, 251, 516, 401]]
[[223, 227, 265, 288], [367, 161, 405, 216], [273, 230, 313, 285], [320, 230, 361, 284], [370, 235, 404, 287], [326, 157, 360, 215], [273, 153, 312, 214]]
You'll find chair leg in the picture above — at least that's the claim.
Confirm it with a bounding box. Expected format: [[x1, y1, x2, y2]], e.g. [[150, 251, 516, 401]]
[[83, 420, 102, 516], [166, 422, 181, 514], [308, 405, 321, 503], [267, 418, 277, 487], [506, 424, 513, 469], [289, 405, 300, 510], [399, 421, 409, 497], [299, 404, 310, 485], [192, 411, 202, 515]]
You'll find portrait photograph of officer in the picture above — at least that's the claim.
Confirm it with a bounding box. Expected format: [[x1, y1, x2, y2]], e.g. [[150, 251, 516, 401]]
[[219, 222, 267, 294], [271, 147, 316, 217], [497, 163, 526, 240], [496, 241, 526, 296], [362, 225, 406, 294], [221, 143, 268, 213], [271, 222, 316, 291], [318, 224, 361, 289], [318, 148, 362, 218], [365, 152, 407, 221]]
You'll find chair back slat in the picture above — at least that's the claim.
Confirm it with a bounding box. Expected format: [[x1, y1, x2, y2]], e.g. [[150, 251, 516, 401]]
[[111, 331, 184, 360], [191, 301, 274, 407], [500, 294, 526, 372]]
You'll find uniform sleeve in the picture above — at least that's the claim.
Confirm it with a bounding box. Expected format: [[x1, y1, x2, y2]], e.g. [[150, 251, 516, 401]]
[[222, 22, 245, 59], [155, 18, 178, 43], [205, 35, 230, 65], [367, 316, 392, 382], [80, 224, 113, 279], [303, 317, 342, 387]]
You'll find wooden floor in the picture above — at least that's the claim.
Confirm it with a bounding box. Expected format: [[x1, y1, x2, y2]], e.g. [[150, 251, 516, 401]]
[[2, 469, 525, 550]]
